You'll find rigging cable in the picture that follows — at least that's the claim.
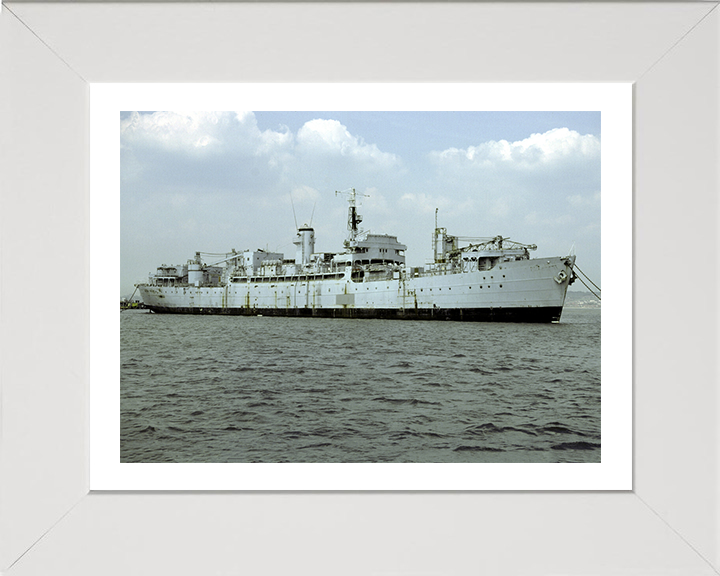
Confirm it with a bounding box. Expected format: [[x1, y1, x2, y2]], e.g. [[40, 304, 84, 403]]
[[574, 264, 601, 293], [575, 274, 601, 301], [572, 264, 601, 301]]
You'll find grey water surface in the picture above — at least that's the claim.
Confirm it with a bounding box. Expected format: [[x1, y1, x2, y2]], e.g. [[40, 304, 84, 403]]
[[121, 308, 600, 463]]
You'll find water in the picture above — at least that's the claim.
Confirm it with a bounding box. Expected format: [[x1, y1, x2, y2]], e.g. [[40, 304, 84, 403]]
[[121, 308, 600, 463]]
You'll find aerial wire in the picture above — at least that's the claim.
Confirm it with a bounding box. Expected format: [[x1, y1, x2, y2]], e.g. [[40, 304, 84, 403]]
[[309, 201, 317, 227], [290, 192, 299, 230]]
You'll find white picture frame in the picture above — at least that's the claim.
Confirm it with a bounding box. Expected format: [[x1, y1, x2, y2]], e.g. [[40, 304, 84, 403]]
[[1, 2, 718, 574]]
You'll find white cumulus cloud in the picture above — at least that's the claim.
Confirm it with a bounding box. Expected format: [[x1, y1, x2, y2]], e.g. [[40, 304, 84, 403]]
[[121, 111, 225, 152], [430, 128, 599, 170], [121, 110, 294, 158], [296, 119, 400, 168]]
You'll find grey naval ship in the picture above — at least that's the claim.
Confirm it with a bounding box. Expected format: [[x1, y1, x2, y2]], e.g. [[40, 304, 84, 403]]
[[137, 189, 576, 322]]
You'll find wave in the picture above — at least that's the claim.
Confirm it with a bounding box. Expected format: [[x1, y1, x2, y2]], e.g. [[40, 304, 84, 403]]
[[466, 423, 537, 436], [372, 396, 441, 406], [469, 367, 495, 375], [551, 441, 600, 451], [454, 445, 505, 452], [538, 425, 585, 436]]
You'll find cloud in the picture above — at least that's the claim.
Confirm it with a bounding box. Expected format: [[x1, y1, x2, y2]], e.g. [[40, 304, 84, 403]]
[[120, 112, 402, 198], [121, 111, 297, 195], [121, 111, 224, 152], [296, 119, 400, 169], [430, 128, 599, 170], [121, 111, 293, 156], [423, 128, 601, 229]]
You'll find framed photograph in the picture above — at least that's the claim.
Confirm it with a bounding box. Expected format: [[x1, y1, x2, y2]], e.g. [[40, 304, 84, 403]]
[[2, 2, 718, 575], [90, 83, 630, 491]]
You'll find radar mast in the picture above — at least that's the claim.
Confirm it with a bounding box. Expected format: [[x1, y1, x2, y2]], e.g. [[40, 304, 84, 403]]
[[335, 188, 369, 247]]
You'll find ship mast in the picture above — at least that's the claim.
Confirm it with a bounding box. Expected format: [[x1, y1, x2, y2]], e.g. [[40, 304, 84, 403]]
[[335, 188, 368, 247]]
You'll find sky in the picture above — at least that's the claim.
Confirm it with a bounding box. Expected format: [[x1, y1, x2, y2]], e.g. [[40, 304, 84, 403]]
[[120, 111, 601, 298]]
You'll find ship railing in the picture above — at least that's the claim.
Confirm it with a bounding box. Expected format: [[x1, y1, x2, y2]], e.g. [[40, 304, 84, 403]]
[[233, 272, 347, 284]]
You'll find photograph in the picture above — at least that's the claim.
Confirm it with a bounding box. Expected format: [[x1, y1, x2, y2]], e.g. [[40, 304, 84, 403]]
[[119, 110, 602, 464]]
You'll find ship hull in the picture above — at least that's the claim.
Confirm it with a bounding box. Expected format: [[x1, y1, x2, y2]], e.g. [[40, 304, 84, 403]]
[[143, 304, 563, 323], [138, 256, 573, 323]]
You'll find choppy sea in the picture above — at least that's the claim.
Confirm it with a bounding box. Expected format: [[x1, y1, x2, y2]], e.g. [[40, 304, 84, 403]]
[[120, 308, 600, 463]]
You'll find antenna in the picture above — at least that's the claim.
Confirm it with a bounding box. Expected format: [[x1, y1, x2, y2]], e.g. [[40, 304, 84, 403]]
[[290, 192, 299, 230], [309, 201, 317, 227]]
